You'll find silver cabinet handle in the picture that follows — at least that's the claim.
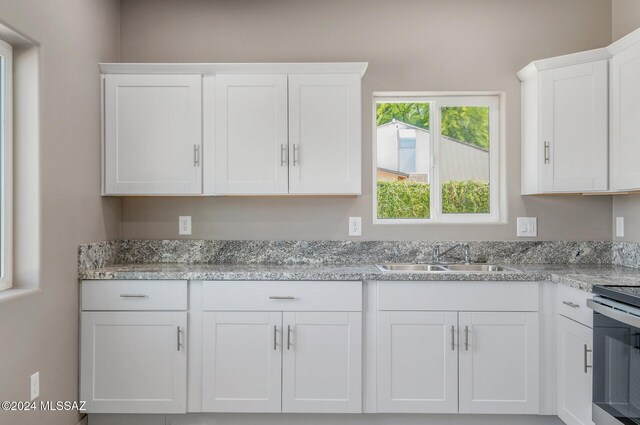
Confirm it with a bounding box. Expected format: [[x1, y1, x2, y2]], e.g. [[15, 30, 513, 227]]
[[464, 326, 470, 351], [544, 141, 550, 164], [280, 144, 287, 166], [450, 326, 455, 351], [119, 294, 147, 298], [177, 326, 182, 352], [292, 144, 299, 166], [269, 296, 295, 300], [287, 325, 292, 350], [273, 325, 277, 351], [563, 301, 580, 308], [193, 144, 200, 167], [584, 344, 592, 373]]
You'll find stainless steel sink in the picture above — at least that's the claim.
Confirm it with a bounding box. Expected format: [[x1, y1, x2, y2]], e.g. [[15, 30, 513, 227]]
[[375, 264, 448, 272], [375, 263, 520, 273], [442, 264, 519, 272]]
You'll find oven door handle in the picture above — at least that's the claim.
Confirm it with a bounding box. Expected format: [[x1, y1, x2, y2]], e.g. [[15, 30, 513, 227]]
[[587, 298, 640, 328]]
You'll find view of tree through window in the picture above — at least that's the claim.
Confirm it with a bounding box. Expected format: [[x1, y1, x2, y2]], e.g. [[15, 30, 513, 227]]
[[376, 99, 492, 221]]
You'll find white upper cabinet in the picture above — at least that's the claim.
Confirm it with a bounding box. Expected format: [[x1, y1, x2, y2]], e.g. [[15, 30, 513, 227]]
[[214, 74, 289, 194], [103, 74, 203, 195], [539, 61, 608, 192], [101, 63, 367, 196], [610, 38, 640, 191], [519, 54, 609, 194], [288, 74, 361, 194]]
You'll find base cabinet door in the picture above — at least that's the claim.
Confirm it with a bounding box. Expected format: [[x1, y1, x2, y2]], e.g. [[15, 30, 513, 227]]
[[103, 74, 203, 195], [202, 312, 282, 412], [80, 312, 187, 414], [458, 312, 539, 414], [558, 316, 594, 425], [282, 312, 362, 413], [377, 311, 459, 413], [288, 74, 361, 194]]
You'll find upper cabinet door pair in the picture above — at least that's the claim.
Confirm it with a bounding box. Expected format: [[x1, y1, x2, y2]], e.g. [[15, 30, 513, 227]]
[[102, 71, 362, 196], [214, 73, 361, 195]]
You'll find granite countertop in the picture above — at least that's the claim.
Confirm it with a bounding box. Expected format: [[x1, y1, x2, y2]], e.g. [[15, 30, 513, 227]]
[[79, 263, 640, 292]]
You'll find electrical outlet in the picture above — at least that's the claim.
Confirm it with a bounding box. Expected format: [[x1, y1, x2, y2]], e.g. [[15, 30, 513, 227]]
[[349, 217, 362, 237], [517, 217, 537, 237], [178, 216, 192, 236], [30, 372, 39, 401], [616, 217, 625, 238]]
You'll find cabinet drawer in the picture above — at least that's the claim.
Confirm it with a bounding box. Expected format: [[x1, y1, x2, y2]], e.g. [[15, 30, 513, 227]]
[[202, 281, 362, 311], [377, 281, 539, 311], [81, 280, 187, 311], [557, 284, 593, 327]]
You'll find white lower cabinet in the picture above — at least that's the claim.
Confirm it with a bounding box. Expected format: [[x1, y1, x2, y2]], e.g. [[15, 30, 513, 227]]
[[377, 311, 458, 413], [80, 311, 187, 414], [458, 312, 540, 414], [282, 311, 362, 413], [557, 315, 594, 425], [201, 311, 282, 412], [201, 310, 362, 413]]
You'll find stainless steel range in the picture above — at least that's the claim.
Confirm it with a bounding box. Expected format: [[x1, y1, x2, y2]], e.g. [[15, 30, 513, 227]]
[[588, 285, 640, 425]]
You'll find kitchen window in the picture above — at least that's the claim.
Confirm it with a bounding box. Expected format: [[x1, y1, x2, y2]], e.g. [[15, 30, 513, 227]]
[[0, 38, 12, 291], [374, 93, 502, 223]]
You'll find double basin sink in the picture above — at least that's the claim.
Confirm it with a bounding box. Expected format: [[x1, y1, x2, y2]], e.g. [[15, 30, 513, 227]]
[[376, 263, 520, 273]]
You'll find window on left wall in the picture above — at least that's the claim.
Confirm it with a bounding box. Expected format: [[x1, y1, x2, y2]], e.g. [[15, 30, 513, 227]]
[[0, 38, 13, 291]]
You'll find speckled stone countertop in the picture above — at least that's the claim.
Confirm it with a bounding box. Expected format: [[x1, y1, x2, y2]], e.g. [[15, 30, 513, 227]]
[[79, 263, 640, 293]]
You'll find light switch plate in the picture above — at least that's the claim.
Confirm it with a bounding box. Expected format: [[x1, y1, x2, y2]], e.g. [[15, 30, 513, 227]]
[[30, 372, 39, 401], [349, 217, 362, 237], [517, 217, 537, 237], [616, 217, 624, 237], [179, 216, 192, 236]]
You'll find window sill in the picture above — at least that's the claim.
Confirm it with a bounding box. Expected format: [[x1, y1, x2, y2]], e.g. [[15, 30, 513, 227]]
[[0, 287, 40, 304]]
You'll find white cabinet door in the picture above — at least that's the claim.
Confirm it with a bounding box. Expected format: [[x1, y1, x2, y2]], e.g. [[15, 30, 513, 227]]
[[377, 311, 458, 413], [202, 312, 282, 412], [458, 312, 539, 414], [288, 74, 361, 194], [540, 60, 608, 192], [104, 74, 202, 195], [282, 312, 362, 413], [558, 316, 594, 425], [214, 74, 288, 194], [80, 312, 187, 413], [611, 42, 640, 191]]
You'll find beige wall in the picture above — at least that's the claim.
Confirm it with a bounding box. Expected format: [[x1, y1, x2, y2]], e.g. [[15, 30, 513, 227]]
[[119, 0, 613, 241], [611, 0, 640, 242], [613, 0, 640, 40], [0, 1, 120, 425]]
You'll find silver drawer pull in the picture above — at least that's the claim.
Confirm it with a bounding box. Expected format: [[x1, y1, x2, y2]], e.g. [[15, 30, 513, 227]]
[[584, 344, 592, 373], [287, 325, 292, 350], [562, 301, 580, 308], [464, 326, 470, 351], [269, 296, 295, 300], [450, 326, 455, 351], [120, 294, 147, 298]]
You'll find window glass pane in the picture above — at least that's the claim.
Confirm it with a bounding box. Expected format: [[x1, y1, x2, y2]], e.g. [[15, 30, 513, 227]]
[[439, 106, 490, 214], [376, 102, 430, 219]]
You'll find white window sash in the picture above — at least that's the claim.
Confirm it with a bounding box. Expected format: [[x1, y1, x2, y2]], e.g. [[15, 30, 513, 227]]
[[0, 38, 13, 291]]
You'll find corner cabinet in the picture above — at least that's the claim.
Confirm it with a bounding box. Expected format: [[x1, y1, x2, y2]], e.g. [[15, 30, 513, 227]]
[[100, 63, 367, 196], [519, 56, 609, 194]]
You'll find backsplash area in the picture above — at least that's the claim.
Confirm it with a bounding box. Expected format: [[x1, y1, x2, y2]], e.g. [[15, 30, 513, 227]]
[[78, 240, 615, 273]]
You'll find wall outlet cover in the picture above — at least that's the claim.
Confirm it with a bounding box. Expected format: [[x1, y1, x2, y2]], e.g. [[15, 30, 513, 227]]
[[30, 372, 39, 401], [517, 217, 537, 237], [179, 216, 192, 236], [616, 217, 624, 238], [349, 217, 362, 237]]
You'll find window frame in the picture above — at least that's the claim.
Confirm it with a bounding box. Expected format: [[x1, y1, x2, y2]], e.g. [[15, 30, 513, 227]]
[[372, 92, 504, 225], [0, 38, 13, 291]]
